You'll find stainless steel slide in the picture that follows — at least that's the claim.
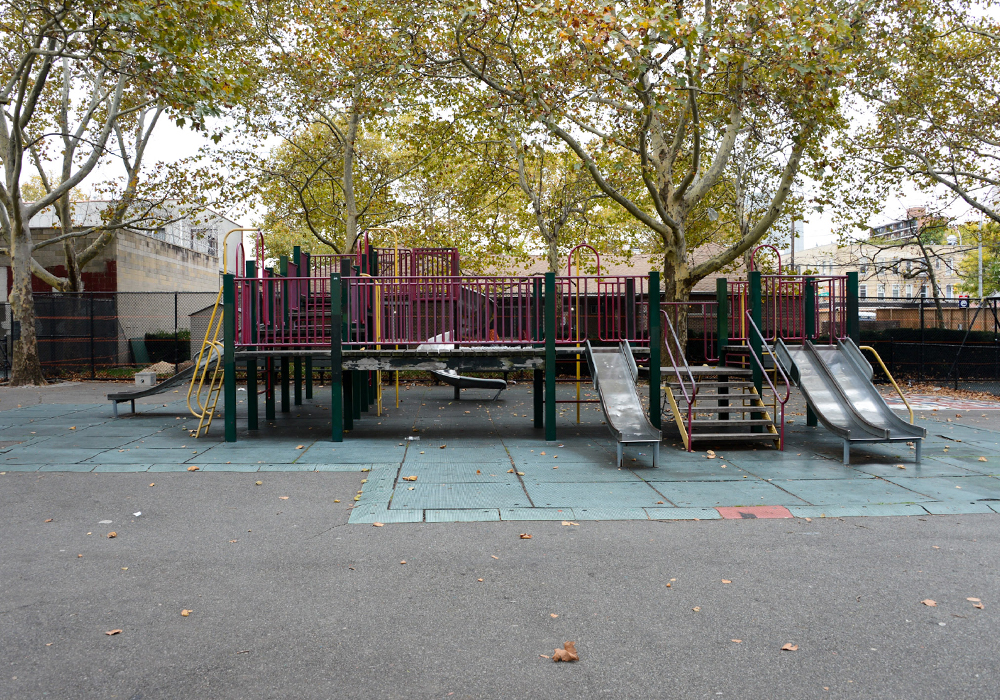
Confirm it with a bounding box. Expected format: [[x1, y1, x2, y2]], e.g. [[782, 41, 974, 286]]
[[107, 363, 199, 416], [775, 337, 925, 464], [586, 340, 661, 467]]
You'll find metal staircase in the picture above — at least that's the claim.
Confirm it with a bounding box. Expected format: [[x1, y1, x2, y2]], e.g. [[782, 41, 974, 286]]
[[663, 366, 780, 449]]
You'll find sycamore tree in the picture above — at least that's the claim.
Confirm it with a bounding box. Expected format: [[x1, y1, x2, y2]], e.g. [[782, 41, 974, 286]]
[[0, 0, 255, 384], [836, 1, 1000, 228], [448, 0, 868, 336]]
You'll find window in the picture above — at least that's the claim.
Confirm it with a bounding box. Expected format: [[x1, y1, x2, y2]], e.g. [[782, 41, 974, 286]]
[[860, 259, 869, 274], [892, 285, 900, 298], [906, 260, 912, 272], [935, 259, 940, 270], [878, 284, 886, 299], [859, 285, 868, 298], [949, 257, 955, 272], [946, 284, 953, 298], [920, 284, 927, 297], [905, 284, 913, 298]]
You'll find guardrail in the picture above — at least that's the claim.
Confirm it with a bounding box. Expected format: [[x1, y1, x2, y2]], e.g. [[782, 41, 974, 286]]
[[661, 309, 698, 451], [744, 311, 791, 449]]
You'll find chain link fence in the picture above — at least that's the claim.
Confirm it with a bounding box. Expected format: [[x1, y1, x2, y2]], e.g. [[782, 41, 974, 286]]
[[0, 292, 217, 380]]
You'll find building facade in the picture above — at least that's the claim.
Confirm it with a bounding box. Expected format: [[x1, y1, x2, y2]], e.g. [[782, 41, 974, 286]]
[[0, 200, 244, 301]]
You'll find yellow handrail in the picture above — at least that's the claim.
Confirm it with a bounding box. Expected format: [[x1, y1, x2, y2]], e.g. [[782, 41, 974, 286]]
[[860, 345, 914, 425]]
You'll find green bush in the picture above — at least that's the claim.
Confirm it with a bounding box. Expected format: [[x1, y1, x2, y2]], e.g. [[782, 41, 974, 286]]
[[144, 330, 191, 364]]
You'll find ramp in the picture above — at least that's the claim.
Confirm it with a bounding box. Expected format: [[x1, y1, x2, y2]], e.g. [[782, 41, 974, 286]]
[[586, 341, 661, 466], [775, 338, 925, 464]]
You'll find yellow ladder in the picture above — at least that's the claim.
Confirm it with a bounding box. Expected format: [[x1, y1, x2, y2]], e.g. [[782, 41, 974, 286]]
[[187, 228, 253, 437]]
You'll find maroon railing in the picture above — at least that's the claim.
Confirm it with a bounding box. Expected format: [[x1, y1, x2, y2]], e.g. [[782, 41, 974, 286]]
[[729, 275, 848, 345]]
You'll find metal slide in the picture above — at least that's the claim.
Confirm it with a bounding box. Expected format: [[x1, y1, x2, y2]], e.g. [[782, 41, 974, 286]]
[[417, 333, 507, 400], [775, 337, 925, 464], [586, 340, 661, 467], [107, 362, 202, 416]]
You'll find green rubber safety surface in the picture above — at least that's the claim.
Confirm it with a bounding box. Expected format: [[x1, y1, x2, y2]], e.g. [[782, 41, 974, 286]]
[[7, 385, 1000, 524]]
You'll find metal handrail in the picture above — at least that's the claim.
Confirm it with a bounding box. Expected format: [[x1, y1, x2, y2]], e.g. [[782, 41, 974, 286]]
[[744, 311, 791, 449], [660, 309, 698, 450], [860, 345, 914, 425]]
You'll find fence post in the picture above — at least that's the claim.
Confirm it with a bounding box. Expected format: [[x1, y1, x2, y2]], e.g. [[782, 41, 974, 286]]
[[846, 271, 859, 344], [294, 357, 302, 405], [331, 273, 343, 442], [749, 271, 763, 394], [649, 271, 661, 430], [340, 258, 354, 431], [919, 302, 925, 382], [223, 274, 237, 442], [174, 292, 179, 375], [545, 271, 557, 442], [716, 277, 728, 364]]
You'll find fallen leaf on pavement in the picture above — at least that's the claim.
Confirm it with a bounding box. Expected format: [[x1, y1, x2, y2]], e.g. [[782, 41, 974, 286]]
[[968, 597, 981, 602], [255, 481, 263, 486], [372, 522, 384, 527], [552, 641, 579, 662], [439, 445, 446, 449], [105, 629, 122, 636], [519, 533, 532, 539], [187, 466, 199, 471], [561, 521, 580, 526], [974, 602, 985, 610], [781, 644, 798, 651], [517, 472, 524, 476], [979, 457, 988, 462], [731, 639, 742, 643], [550, 613, 558, 618], [722, 579, 732, 584], [692, 607, 701, 612], [69, 427, 76, 430], [921, 599, 937, 607], [229, 540, 238, 543], [107, 532, 117, 538], [181, 610, 192, 617], [539, 654, 550, 659], [491, 555, 499, 559], [401, 476, 418, 481], [295, 445, 304, 449], [44, 519, 52, 523], [149, 483, 155, 487], [334, 499, 340, 503], [278, 496, 289, 500], [507, 469, 515, 473], [477, 578, 484, 582], [400, 560, 406, 565]]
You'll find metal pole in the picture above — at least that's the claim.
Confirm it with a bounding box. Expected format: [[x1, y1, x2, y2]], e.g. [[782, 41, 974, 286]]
[[174, 292, 179, 375], [90, 294, 96, 380], [331, 273, 343, 442], [223, 274, 237, 443], [649, 271, 661, 430], [544, 271, 557, 442], [979, 215, 984, 299]]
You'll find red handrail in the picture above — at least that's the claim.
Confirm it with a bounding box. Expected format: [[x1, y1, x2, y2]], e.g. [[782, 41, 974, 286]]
[[743, 311, 790, 450], [660, 309, 698, 451]]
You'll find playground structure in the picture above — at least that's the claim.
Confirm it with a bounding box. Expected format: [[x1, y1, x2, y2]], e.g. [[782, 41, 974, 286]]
[[112, 234, 924, 466]]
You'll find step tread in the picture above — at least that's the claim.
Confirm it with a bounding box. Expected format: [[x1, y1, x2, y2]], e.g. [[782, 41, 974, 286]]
[[690, 419, 775, 426], [688, 433, 780, 441]]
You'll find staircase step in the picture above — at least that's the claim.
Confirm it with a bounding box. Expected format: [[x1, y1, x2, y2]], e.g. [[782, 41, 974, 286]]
[[662, 366, 752, 377], [688, 433, 779, 442], [691, 419, 775, 427], [687, 405, 767, 413], [666, 381, 756, 389]]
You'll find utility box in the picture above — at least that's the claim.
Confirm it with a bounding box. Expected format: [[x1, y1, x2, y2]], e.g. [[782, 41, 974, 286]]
[[135, 371, 157, 387]]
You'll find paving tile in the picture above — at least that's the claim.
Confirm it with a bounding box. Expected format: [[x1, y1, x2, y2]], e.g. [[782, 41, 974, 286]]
[[643, 464, 754, 482], [500, 508, 577, 521], [390, 483, 529, 509], [199, 463, 261, 472], [525, 481, 666, 508], [37, 463, 95, 472], [349, 505, 423, 524], [569, 507, 649, 520], [652, 480, 808, 507], [91, 463, 151, 472], [2, 448, 109, 464], [425, 509, 500, 522], [645, 507, 722, 520], [85, 448, 202, 464], [147, 463, 210, 472], [728, 459, 866, 480], [922, 502, 996, 515], [883, 476, 1000, 502], [0, 464, 41, 471], [255, 464, 319, 472], [927, 454, 1000, 475], [520, 465, 645, 483], [856, 460, 981, 478], [396, 464, 518, 484], [787, 504, 929, 518], [777, 478, 932, 505]]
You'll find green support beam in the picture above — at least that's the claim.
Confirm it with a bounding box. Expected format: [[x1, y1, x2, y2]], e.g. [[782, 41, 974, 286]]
[[294, 357, 302, 405], [749, 271, 763, 432], [331, 273, 343, 441], [847, 271, 860, 343], [648, 270, 661, 430], [265, 358, 275, 420], [281, 357, 290, 413], [804, 276, 816, 342], [544, 272, 556, 441], [305, 356, 313, 399], [716, 277, 728, 364], [533, 369, 543, 428], [246, 260, 258, 431], [223, 274, 237, 442]]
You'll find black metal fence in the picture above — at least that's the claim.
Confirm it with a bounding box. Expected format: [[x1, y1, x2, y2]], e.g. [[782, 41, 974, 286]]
[[0, 292, 217, 380], [859, 298, 1000, 393]]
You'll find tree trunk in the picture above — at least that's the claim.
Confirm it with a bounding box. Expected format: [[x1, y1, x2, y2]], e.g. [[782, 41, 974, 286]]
[[662, 246, 692, 366], [9, 211, 47, 385], [63, 238, 83, 292], [547, 233, 558, 273]]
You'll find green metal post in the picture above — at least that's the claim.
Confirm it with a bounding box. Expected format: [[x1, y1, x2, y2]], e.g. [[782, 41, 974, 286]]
[[340, 259, 353, 431], [281, 357, 290, 413], [648, 271, 661, 430], [246, 260, 258, 431], [352, 370, 362, 419], [223, 274, 237, 442], [846, 271, 860, 343], [544, 272, 557, 441], [749, 271, 762, 394], [532, 277, 543, 429], [331, 273, 343, 441], [265, 358, 275, 420], [294, 357, 302, 405], [804, 276, 816, 342], [292, 245, 301, 269], [716, 277, 728, 364], [533, 370, 543, 429], [305, 356, 313, 399]]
